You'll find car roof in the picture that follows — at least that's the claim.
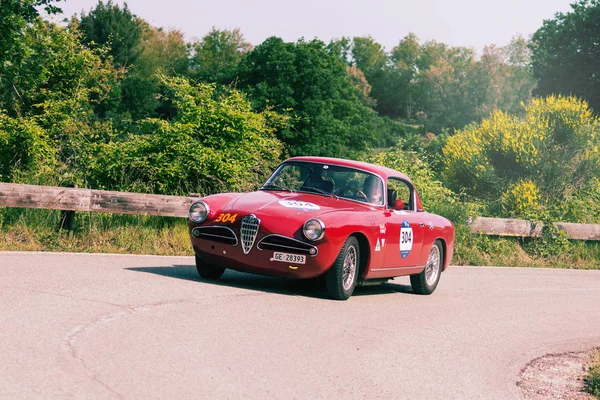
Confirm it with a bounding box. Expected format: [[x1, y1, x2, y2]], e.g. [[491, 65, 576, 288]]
[[287, 156, 413, 185]]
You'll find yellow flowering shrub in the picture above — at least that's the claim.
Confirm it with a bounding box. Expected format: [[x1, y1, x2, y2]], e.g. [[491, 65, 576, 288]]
[[442, 95, 600, 221], [501, 180, 543, 219]]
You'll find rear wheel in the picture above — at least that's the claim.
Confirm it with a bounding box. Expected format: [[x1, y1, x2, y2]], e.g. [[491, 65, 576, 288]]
[[325, 236, 360, 300], [195, 254, 225, 280], [410, 240, 443, 295]]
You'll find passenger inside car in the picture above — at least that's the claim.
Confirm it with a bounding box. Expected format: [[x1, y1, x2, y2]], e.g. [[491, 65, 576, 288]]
[[363, 175, 384, 205]]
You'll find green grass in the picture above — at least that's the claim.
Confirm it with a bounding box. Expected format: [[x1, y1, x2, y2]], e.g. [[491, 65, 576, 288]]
[[0, 207, 598, 269], [0, 207, 192, 256], [454, 225, 600, 269], [585, 350, 600, 398]]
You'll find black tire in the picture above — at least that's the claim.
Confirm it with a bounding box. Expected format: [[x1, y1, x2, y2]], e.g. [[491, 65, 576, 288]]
[[410, 240, 443, 295], [325, 236, 360, 300], [195, 254, 225, 280]]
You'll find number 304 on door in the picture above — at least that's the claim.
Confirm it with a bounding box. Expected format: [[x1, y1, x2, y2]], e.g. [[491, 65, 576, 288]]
[[400, 220, 413, 259]]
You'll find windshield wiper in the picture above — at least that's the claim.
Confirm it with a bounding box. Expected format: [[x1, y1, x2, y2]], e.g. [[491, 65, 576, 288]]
[[298, 186, 337, 198], [260, 184, 294, 192]]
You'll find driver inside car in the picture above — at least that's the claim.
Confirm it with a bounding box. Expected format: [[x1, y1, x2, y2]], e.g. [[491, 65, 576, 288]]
[[363, 175, 384, 205]]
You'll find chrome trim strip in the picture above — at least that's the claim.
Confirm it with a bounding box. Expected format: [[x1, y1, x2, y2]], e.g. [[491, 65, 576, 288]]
[[370, 265, 425, 272], [192, 226, 238, 246], [257, 234, 319, 257]]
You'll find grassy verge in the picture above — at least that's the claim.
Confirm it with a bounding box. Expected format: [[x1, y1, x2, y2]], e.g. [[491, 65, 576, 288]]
[[585, 350, 600, 398], [1, 207, 599, 268], [0, 208, 192, 256], [453, 225, 600, 269]]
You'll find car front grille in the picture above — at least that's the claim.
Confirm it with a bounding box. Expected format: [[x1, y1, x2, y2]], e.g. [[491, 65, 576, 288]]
[[257, 234, 318, 257], [240, 214, 260, 254], [191, 226, 238, 246]]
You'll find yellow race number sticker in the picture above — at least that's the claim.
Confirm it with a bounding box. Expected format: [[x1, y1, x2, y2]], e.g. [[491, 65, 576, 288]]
[[215, 213, 237, 223]]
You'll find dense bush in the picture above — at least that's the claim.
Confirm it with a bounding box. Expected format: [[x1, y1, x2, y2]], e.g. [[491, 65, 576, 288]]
[[443, 95, 600, 222], [84, 76, 287, 195], [0, 113, 57, 182]]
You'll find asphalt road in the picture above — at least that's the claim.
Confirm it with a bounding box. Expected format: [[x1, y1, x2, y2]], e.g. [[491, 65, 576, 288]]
[[1, 251, 599, 399]]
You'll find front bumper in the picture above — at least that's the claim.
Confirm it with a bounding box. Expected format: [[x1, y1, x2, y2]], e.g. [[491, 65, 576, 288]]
[[190, 225, 336, 279]]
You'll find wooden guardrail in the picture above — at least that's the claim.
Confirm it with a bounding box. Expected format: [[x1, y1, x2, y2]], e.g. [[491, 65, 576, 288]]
[[469, 217, 600, 241], [0, 183, 599, 241], [0, 182, 195, 218]]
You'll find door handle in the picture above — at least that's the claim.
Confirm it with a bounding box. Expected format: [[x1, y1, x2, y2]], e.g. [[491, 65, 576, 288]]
[[419, 222, 426, 227]]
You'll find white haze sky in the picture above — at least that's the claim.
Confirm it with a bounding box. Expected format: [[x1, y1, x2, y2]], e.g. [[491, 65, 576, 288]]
[[53, 0, 574, 51]]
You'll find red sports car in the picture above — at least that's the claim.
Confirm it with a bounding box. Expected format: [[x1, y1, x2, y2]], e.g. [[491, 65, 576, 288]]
[[188, 156, 454, 300]]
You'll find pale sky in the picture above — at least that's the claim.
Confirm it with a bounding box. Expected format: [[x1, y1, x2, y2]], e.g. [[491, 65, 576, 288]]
[[53, 0, 574, 51]]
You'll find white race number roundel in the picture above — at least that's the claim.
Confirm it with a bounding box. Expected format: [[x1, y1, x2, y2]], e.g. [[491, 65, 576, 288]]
[[278, 200, 320, 211], [400, 220, 413, 259]]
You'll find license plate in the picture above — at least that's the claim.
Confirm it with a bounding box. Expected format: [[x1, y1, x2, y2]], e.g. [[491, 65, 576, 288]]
[[272, 252, 306, 264]]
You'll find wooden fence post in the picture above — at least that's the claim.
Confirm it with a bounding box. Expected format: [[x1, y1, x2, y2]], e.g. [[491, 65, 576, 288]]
[[59, 184, 77, 237]]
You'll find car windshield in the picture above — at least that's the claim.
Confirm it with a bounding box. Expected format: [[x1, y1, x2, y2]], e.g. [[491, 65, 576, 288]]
[[261, 161, 385, 206]]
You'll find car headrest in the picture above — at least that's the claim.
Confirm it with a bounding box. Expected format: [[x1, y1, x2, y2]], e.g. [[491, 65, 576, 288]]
[[321, 179, 334, 193], [387, 188, 396, 206]]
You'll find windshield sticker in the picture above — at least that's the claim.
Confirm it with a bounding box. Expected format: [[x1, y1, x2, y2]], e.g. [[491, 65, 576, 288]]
[[278, 200, 320, 211], [400, 220, 413, 259]]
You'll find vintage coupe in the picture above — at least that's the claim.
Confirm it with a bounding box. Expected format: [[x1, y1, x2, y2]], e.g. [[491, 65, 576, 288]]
[[188, 156, 454, 300]]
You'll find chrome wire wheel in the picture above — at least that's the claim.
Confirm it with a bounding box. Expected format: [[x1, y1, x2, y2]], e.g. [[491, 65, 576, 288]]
[[424, 244, 441, 286], [326, 236, 360, 300], [341, 245, 357, 291]]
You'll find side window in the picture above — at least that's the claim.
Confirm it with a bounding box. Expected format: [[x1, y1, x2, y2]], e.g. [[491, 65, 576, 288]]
[[387, 178, 413, 210]]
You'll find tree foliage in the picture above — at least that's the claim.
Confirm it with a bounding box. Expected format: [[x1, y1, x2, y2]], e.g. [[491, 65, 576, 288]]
[[530, 0, 600, 111], [189, 28, 252, 84], [236, 37, 403, 157], [84, 76, 287, 195], [78, 0, 142, 68]]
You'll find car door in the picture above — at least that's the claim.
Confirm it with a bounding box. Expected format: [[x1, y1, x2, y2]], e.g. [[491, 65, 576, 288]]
[[382, 178, 425, 269]]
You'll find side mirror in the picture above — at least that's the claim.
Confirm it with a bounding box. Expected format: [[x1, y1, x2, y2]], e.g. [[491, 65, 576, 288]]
[[394, 199, 405, 210]]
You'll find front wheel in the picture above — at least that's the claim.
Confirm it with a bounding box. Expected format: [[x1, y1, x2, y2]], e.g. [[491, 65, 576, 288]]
[[410, 240, 443, 295], [195, 254, 225, 280], [325, 236, 360, 300]]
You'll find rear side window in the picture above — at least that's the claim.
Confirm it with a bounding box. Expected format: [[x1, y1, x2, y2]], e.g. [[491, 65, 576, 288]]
[[387, 178, 413, 210]]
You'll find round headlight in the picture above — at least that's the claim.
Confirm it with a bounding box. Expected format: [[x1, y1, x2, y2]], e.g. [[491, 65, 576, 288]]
[[303, 218, 325, 241], [189, 201, 209, 223]]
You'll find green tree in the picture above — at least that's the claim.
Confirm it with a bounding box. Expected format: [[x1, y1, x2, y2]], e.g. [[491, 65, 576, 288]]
[[78, 0, 165, 119], [121, 22, 189, 120], [236, 37, 403, 157], [351, 36, 388, 79], [0, 0, 62, 62], [189, 27, 252, 83], [501, 35, 537, 116], [78, 0, 142, 68], [0, 17, 121, 185], [349, 36, 400, 118], [390, 33, 422, 118], [530, 0, 600, 111], [416, 44, 479, 130], [0, 0, 63, 116]]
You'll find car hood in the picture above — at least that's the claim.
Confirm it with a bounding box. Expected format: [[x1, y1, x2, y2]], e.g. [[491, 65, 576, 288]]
[[220, 190, 362, 220]]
